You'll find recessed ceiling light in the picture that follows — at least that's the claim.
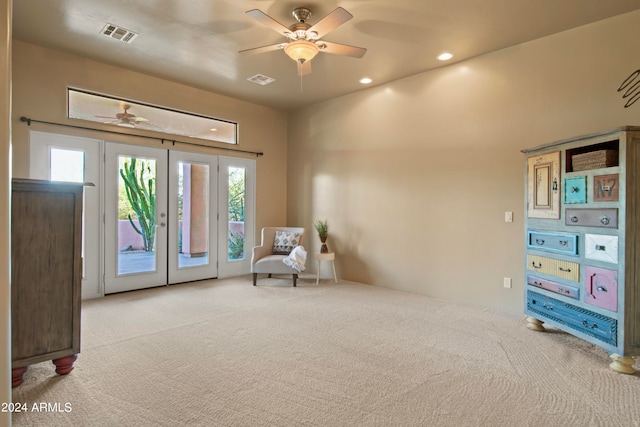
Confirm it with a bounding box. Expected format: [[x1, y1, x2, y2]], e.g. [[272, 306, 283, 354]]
[[209, 128, 217, 132], [438, 52, 453, 61], [359, 77, 372, 84]]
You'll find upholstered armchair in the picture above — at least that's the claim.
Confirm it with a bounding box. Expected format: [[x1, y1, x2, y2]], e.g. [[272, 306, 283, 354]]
[[251, 227, 305, 286]]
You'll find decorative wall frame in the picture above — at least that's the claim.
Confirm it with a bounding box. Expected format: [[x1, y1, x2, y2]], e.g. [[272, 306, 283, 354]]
[[594, 174, 619, 202], [527, 151, 560, 219], [564, 176, 587, 204]]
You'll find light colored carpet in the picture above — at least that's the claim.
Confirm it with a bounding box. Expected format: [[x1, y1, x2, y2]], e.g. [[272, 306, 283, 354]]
[[11, 275, 640, 426]]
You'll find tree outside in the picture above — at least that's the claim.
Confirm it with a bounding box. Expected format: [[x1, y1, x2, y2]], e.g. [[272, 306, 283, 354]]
[[228, 167, 245, 260]]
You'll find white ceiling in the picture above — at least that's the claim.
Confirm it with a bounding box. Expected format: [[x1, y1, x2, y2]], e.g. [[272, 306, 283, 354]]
[[12, 0, 640, 111]]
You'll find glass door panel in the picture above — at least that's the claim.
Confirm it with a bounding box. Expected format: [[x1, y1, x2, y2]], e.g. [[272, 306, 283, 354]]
[[117, 155, 157, 275], [227, 166, 246, 261], [178, 162, 209, 268], [168, 151, 218, 284]]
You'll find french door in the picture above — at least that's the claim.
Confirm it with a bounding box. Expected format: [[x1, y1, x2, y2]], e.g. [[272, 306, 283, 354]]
[[104, 143, 220, 293], [104, 143, 169, 293], [29, 131, 254, 297]]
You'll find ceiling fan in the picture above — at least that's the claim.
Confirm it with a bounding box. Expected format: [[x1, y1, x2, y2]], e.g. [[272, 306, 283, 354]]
[[240, 6, 367, 76], [95, 104, 160, 130]]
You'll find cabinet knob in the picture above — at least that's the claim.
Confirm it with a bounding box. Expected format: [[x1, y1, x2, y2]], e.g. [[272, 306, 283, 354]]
[[570, 216, 579, 223], [600, 216, 610, 225]]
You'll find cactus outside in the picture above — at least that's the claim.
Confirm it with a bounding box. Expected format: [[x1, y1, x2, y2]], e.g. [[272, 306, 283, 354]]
[[120, 158, 156, 252]]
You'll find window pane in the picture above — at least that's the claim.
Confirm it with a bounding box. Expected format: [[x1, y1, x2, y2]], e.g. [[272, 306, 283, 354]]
[[50, 148, 84, 182], [178, 161, 210, 269], [117, 156, 157, 275], [228, 166, 245, 261], [68, 88, 237, 144]]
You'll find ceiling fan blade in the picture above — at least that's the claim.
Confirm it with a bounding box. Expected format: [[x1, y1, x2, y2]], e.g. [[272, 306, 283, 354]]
[[239, 43, 286, 55], [297, 61, 312, 76], [307, 7, 353, 39], [318, 41, 367, 58], [245, 9, 291, 37]]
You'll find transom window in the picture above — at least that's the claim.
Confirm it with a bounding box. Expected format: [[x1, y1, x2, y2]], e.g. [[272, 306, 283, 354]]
[[67, 88, 237, 145]]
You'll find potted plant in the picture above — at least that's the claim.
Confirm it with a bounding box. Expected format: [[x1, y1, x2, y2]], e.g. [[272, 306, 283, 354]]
[[314, 219, 329, 253]]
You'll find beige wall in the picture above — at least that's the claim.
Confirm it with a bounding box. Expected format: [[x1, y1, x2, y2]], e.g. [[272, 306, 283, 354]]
[[11, 40, 289, 232], [287, 11, 640, 313], [0, 0, 10, 424]]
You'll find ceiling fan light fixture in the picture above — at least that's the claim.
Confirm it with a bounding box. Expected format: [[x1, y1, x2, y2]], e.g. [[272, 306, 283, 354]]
[[284, 40, 319, 63]]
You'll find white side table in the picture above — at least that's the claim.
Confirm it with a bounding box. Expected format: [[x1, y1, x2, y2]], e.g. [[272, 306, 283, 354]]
[[314, 252, 337, 285]]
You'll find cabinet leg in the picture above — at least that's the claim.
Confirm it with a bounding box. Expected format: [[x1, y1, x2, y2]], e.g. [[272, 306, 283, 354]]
[[526, 316, 545, 331], [52, 355, 78, 375], [609, 354, 636, 374], [12, 366, 28, 388]]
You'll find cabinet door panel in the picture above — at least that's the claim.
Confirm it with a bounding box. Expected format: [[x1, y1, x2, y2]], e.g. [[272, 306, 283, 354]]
[[585, 266, 618, 312]]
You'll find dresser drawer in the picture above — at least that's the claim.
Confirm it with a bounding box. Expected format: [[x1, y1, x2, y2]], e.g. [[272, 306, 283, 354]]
[[527, 255, 580, 282], [527, 230, 578, 256], [585, 266, 618, 312], [565, 208, 618, 228], [526, 291, 617, 346], [527, 275, 579, 299]]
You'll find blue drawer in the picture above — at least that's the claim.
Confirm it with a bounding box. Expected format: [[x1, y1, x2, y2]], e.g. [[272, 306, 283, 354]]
[[527, 230, 579, 256], [526, 291, 617, 347]]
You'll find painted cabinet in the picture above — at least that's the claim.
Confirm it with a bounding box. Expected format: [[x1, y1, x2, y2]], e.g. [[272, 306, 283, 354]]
[[11, 179, 85, 386], [522, 126, 640, 374]]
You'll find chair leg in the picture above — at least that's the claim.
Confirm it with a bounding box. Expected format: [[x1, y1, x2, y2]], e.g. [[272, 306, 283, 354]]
[[253, 273, 257, 286], [293, 274, 297, 287], [268, 274, 272, 278]]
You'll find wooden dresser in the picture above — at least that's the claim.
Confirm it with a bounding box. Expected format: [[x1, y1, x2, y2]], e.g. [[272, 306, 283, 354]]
[[11, 178, 85, 387], [522, 127, 640, 374]]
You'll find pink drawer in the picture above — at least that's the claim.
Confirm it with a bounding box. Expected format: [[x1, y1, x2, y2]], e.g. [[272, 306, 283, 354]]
[[585, 266, 618, 312], [527, 275, 579, 299]]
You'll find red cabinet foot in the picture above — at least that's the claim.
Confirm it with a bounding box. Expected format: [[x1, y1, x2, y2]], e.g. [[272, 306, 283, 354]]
[[52, 355, 78, 375], [12, 366, 28, 388]]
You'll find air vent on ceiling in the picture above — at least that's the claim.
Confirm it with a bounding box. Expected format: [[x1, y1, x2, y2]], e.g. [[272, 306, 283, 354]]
[[247, 74, 275, 86], [101, 23, 139, 43]]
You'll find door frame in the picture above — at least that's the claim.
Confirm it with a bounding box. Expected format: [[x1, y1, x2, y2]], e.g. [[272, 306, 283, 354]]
[[29, 131, 255, 296]]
